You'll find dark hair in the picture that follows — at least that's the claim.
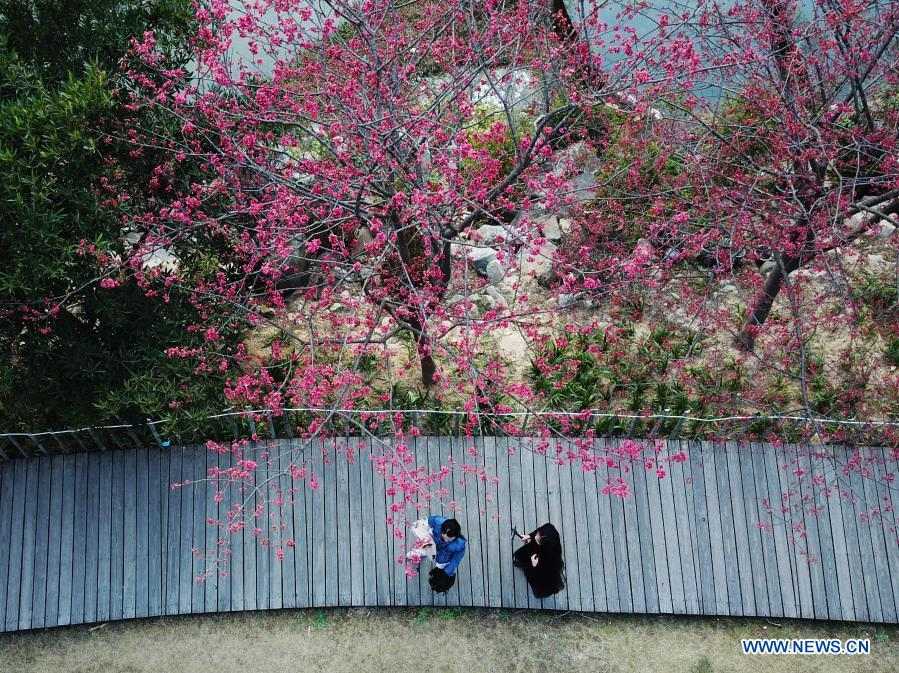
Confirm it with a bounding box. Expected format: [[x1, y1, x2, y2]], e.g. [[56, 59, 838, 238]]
[[440, 518, 462, 539], [535, 523, 563, 565], [429, 568, 455, 593], [535, 523, 561, 548]]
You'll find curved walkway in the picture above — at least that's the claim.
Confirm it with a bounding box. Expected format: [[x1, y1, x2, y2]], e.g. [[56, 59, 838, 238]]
[[0, 438, 896, 632]]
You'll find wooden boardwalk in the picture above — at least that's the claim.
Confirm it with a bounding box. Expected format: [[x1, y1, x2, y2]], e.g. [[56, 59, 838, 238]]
[[0, 438, 896, 632]]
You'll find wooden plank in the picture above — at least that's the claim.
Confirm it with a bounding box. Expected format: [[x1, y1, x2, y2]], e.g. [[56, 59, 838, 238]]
[[29, 456, 52, 629], [500, 437, 529, 608], [44, 455, 64, 627], [546, 439, 568, 611], [57, 455, 76, 626], [448, 437, 469, 607], [96, 451, 113, 622], [872, 445, 899, 621], [334, 439, 359, 606], [226, 449, 244, 612], [516, 438, 538, 610], [570, 445, 597, 612], [110, 449, 126, 621], [794, 445, 829, 620], [311, 438, 328, 607], [749, 442, 782, 617], [157, 448, 170, 616], [715, 442, 742, 616], [807, 445, 840, 620], [17, 458, 39, 630], [124, 448, 139, 619], [688, 440, 713, 614], [348, 438, 364, 606], [134, 448, 150, 619], [508, 438, 529, 609], [270, 443, 284, 611], [837, 445, 869, 621], [860, 447, 896, 622], [437, 437, 456, 607], [614, 439, 643, 613], [558, 441, 585, 612], [69, 452, 88, 625], [242, 444, 258, 612], [631, 445, 659, 614], [147, 448, 163, 617], [762, 441, 799, 618], [254, 444, 270, 611], [406, 437, 424, 607], [851, 447, 884, 622], [656, 442, 685, 614], [291, 439, 310, 608], [213, 449, 231, 613], [276, 441, 295, 610], [0, 461, 14, 630], [645, 446, 672, 614], [735, 443, 768, 617], [701, 442, 728, 615], [443, 436, 462, 608], [726, 442, 755, 616], [83, 452, 100, 624], [667, 440, 698, 614], [483, 436, 502, 608], [818, 445, 853, 621], [369, 436, 391, 607], [190, 447, 206, 615], [202, 448, 219, 613], [461, 436, 486, 608], [225, 449, 244, 613], [579, 440, 607, 613], [324, 439, 339, 607], [783, 444, 814, 620], [359, 437, 378, 606], [165, 447, 182, 615], [595, 439, 620, 612]]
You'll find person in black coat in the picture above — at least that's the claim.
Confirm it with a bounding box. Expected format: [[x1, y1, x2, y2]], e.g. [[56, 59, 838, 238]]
[[513, 523, 565, 598]]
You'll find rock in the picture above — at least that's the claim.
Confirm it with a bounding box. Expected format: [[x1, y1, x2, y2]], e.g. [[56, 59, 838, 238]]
[[719, 283, 738, 295], [866, 253, 890, 274], [484, 259, 505, 284], [556, 217, 573, 236], [541, 216, 563, 242], [518, 241, 557, 286], [467, 246, 498, 274], [877, 221, 896, 239], [496, 328, 528, 363], [472, 224, 518, 246], [760, 259, 777, 276], [484, 285, 508, 309], [557, 292, 579, 308], [476, 292, 496, 310]]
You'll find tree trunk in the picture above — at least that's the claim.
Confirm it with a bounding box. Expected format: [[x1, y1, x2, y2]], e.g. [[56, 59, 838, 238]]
[[736, 253, 800, 351]]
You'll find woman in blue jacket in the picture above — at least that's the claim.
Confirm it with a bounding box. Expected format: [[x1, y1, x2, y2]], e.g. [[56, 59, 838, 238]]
[[427, 515, 466, 577]]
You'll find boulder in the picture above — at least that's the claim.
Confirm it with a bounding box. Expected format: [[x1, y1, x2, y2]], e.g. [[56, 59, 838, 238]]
[[877, 221, 896, 239], [518, 241, 557, 287]]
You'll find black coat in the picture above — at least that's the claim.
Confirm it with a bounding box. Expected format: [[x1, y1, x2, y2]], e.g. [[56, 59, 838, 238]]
[[513, 523, 565, 598]]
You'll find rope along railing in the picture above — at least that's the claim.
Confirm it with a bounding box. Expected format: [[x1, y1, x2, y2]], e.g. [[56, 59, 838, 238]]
[[1, 407, 898, 460]]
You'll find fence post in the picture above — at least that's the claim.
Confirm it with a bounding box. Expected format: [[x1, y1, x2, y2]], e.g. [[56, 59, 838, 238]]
[[147, 419, 169, 448], [28, 433, 48, 455], [86, 427, 106, 452], [7, 435, 28, 458], [266, 412, 277, 439], [283, 412, 294, 439]]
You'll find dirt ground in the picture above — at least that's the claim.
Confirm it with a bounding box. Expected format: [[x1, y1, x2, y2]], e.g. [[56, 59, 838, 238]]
[[1, 608, 896, 673]]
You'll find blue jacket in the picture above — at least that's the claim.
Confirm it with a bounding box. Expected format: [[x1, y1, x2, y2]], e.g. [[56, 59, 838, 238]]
[[428, 515, 466, 576]]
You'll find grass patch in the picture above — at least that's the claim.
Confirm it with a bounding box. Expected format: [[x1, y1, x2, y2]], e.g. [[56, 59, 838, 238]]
[[0, 610, 895, 673]]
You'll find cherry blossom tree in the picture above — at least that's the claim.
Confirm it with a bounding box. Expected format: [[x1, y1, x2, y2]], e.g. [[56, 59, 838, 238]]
[[106, 0, 898, 575]]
